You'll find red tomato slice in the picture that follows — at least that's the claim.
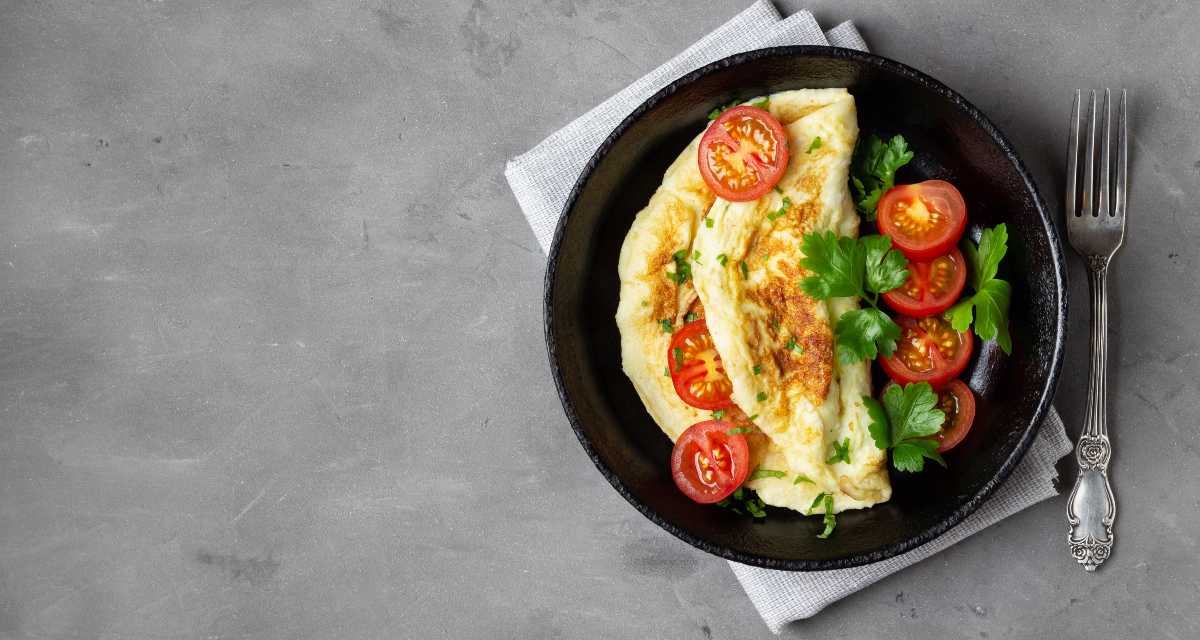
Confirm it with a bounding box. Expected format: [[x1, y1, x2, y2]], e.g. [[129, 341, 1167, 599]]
[[698, 105, 789, 202], [934, 380, 976, 452], [671, 420, 750, 504], [668, 319, 735, 410], [881, 248, 968, 317], [879, 315, 973, 388], [877, 180, 968, 260]]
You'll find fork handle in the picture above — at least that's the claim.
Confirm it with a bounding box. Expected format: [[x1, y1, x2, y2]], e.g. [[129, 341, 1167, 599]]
[[1067, 257, 1116, 570]]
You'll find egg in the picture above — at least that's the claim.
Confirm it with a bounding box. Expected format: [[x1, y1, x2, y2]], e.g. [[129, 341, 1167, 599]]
[[616, 89, 889, 515]]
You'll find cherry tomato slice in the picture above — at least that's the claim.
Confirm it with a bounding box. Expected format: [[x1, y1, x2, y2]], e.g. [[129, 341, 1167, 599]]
[[933, 380, 976, 452], [879, 315, 973, 388], [698, 105, 789, 202], [671, 420, 750, 504], [668, 319, 735, 410], [881, 248, 968, 317], [877, 180, 968, 260]]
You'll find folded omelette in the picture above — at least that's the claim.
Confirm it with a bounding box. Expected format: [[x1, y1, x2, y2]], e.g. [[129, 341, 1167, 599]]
[[616, 89, 890, 514]]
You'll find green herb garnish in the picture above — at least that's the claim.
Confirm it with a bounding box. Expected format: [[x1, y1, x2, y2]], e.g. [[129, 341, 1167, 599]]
[[807, 136, 823, 153], [865, 382, 947, 473], [850, 134, 914, 220], [767, 196, 791, 222], [672, 347, 684, 370], [727, 426, 754, 435], [752, 364, 762, 376], [749, 468, 787, 480], [793, 474, 815, 485], [712, 409, 725, 420], [739, 260, 749, 280], [756, 391, 767, 403], [659, 318, 674, 334], [669, 249, 691, 284], [785, 336, 804, 353], [826, 437, 851, 465], [799, 232, 909, 363], [705, 216, 714, 229], [946, 224, 1013, 354], [717, 253, 728, 267], [684, 312, 698, 323]]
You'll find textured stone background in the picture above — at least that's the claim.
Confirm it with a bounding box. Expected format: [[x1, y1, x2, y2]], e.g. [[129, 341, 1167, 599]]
[[1, 1, 1197, 638]]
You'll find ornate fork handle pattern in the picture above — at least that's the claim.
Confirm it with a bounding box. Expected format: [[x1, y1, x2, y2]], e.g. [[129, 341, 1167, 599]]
[[1066, 259, 1116, 571]]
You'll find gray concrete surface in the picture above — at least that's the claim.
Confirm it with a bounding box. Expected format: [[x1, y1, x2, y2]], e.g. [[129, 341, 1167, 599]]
[[0, 1, 1197, 638]]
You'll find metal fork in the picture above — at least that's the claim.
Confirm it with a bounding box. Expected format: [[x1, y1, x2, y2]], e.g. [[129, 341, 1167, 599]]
[[1065, 88, 1127, 571]]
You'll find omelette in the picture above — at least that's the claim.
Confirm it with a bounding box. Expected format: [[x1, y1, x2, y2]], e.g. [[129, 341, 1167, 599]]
[[616, 89, 890, 515]]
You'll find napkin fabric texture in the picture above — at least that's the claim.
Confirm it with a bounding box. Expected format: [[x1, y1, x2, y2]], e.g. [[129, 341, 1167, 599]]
[[504, 1, 1072, 633]]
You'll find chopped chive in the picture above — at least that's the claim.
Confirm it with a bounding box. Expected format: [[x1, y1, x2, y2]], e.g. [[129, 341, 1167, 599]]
[[749, 468, 787, 480], [752, 364, 762, 376], [793, 474, 815, 485], [684, 312, 698, 323], [817, 494, 836, 538], [747, 414, 759, 422], [663, 367, 670, 377], [756, 391, 767, 403], [727, 426, 754, 435], [785, 336, 804, 353], [717, 253, 728, 267], [809, 492, 831, 514], [660, 319, 673, 334], [739, 261, 749, 280], [807, 136, 822, 153], [692, 250, 701, 263], [773, 186, 784, 195], [672, 347, 684, 370], [712, 409, 725, 420], [705, 217, 714, 229]]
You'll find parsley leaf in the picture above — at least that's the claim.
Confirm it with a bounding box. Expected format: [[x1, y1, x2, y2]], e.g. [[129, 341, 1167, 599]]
[[946, 224, 1013, 354], [862, 234, 910, 295], [867, 383, 948, 473], [892, 439, 943, 472], [864, 396, 890, 450], [807, 136, 822, 153], [884, 381, 945, 441], [669, 249, 691, 284], [659, 319, 674, 334], [826, 437, 851, 464], [749, 468, 787, 480], [835, 308, 900, 363], [850, 134, 914, 220], [799, 231, 908, 363], [799, 231, 865, 299]]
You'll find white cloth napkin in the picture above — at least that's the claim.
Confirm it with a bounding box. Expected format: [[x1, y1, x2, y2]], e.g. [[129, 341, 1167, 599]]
[[504, 1, 1073, 633]]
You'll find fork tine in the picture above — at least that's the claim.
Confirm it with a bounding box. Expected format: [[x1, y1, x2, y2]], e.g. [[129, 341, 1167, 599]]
[[1081, 90, 1098, 217], [1065, 90, 1081, 218], [1097, 88, 1112, 217], [1114, 89, 1128, 218]]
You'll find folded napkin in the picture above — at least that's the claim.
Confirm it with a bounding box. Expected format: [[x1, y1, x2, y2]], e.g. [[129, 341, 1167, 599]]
[[504, 1, 1073, 633]]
